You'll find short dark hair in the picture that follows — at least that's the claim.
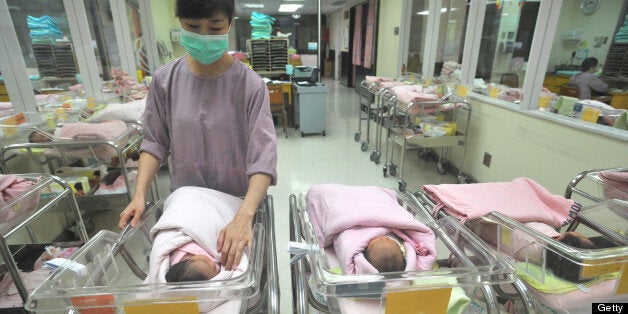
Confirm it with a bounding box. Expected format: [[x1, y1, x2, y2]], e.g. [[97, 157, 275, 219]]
[[581, 57, 599, 72], [165, 259, 210, 282], [175, 0, 235, 21], [364, 247, 406, 273]]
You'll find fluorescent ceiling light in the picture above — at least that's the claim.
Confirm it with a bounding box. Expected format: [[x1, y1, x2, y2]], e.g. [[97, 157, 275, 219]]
[[278, 4, 303, 12], [416, 8, 448, 15], [242, 3, 264, 9]]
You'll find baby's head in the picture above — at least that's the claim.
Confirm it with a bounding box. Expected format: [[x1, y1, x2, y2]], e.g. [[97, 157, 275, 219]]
[[165, 255, 221, 283], [28, 131, 53, 143], [364, 235, 406, 273]]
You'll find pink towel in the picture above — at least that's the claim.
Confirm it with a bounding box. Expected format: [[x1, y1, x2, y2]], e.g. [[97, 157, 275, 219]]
[[0, 175, 39, 223], [51, 120, 130, 159], [423, 178, 582, 227], [379, 81, 406, 89], [306, 184, 436, 274], [365, 76, 393, 83], [391, 84, 423, 94], [598, 171, 628, 200]]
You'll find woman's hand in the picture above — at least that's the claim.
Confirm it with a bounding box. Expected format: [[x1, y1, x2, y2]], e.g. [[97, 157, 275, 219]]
[[118, 197, 146, 229], [217, 213, 253, 270]]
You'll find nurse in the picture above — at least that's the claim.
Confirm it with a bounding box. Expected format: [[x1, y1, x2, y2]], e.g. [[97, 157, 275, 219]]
[[118, 0, 277, 271], [568, 57, 609, 100]]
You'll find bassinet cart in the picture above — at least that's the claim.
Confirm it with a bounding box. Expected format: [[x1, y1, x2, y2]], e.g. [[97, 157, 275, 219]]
[[25, 195, 280, 313], [289, 191, 518, 314], [0, 174, 88, 311], [385, 98, 471, 191], [415, 189, 628, 313], [0, 112, 158, 212]]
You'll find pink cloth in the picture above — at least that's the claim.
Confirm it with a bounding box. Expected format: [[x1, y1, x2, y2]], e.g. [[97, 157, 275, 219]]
[[378, 81, 406, 89], [391, 84, 423, 94], [170, 241, 216, 266], [352, 4, 363, 66], [423, 178, 582, 227], [598, 171, 628, 200], [0, 175, 39, 223], [51, 120, 130, 159], [365, 76, 393, 83], [362, 0, 376, 69], [306, 184, 436, 274]]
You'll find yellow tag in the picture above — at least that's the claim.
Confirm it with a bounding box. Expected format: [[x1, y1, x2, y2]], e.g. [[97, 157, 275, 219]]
[[385, 288, 451, 313], [425, 79, 431, 87], [70, 294, 116, 314], [489, 86, 499, 98], [12, 202, 21, 212], [582, 257, 626, 279], [500, 227, 512, 250], [538, 96, 550, 109], [580, 107, 600, 123], [2, 115, 20, 138], [124, 297, 200, 314], [457, 85, 467, 97], [46, 113, 56, 129], [87, 97, 96, 110], [616, 263, 628, 295]]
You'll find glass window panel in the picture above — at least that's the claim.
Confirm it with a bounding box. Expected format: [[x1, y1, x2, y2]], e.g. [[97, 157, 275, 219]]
[[83, 0, 119, 82], [407, 0, 429, 74], [7, 0, 80, 93], [542, 1, 627, 126], [434, 0, 469, 79], [475, 0, 540, 96]]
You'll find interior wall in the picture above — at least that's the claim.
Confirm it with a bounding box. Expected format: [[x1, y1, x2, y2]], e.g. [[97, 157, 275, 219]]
[[445, 98, 628, 194], [375, 0, 403, 78]]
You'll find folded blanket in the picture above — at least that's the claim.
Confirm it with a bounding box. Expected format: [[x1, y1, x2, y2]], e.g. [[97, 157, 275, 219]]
[[378, 81, 406, 89], [306, 184, 436, 274], [423, 178, 581, 227]]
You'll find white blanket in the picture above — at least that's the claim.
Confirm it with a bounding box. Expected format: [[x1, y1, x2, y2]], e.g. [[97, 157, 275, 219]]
[[146, 187, 249, 312]]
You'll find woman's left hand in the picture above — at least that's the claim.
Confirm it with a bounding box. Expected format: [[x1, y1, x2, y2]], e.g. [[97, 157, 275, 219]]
[[217, 214, 253, 270]]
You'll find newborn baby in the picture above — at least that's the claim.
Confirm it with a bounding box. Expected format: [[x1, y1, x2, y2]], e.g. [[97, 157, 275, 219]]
[[364, 233, 407, 273], [165, 241, 221, 282]]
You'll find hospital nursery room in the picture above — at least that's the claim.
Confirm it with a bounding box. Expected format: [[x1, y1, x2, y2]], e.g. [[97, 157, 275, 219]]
[[0, 0, 626, 313]]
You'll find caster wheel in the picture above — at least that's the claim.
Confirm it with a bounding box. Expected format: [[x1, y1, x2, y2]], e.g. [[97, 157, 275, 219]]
[[354, 132, 361, 142], [370, 151, 377, 161], [437, 162, 447, 175], [383, 167, 388, 177], [398, 179, 407, 192], [322, 131, 326, 136], [374, 152, 381, 164], [301, 132, 305, 137], [361, 141, 369, 151], [389, 165, 397, 176]]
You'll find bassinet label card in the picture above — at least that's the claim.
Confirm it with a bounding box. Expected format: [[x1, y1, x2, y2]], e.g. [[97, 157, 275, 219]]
[[385, 287, 452, 313]]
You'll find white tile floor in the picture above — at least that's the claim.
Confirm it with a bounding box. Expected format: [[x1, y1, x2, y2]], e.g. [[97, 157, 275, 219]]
[[91, 78, 462, 313]]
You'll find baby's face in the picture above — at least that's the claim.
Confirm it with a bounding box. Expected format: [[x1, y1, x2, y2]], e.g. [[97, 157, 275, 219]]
[[187, 255, 221, 279]]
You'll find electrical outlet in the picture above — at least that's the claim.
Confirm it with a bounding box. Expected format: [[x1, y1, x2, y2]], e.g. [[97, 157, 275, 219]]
[[483, 152, 492, 167]]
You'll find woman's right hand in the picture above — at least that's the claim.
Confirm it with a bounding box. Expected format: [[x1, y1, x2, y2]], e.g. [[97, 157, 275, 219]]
[[118, 197, 146, 229]]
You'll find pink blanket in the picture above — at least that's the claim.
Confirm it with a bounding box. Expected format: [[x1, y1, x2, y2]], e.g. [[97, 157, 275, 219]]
[[51, 120, 130, 159], [378, 81, 406, 89], [147, 187, 248, 311], [306, 184, 436, 274], [0, 175, 39, 223], [423, 178, 582, 227], [598, 171, 628, 200], [365, 76, 393, 83]]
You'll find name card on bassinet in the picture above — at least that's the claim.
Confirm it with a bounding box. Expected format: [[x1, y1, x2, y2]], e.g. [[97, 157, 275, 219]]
[[385, 287, 452, 313]]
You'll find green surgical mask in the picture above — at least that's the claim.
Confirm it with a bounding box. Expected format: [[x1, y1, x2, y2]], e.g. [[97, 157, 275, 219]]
[[180, 28, 229, 65]]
